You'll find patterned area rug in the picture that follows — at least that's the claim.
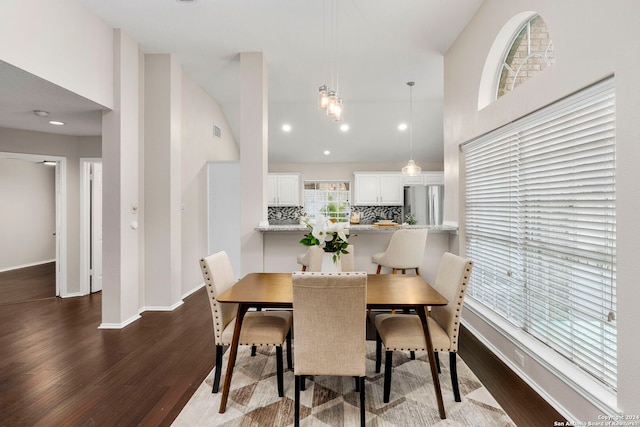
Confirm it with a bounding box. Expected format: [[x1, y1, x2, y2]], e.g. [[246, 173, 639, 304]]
[[173, 341, 516, 426]]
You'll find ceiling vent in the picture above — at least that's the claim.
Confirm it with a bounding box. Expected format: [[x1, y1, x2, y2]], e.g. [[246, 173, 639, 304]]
[[213, 124, 222, 139]]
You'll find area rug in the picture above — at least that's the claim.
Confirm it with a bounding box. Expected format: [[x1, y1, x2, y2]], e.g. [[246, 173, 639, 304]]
[[173, 341, 516, 426]]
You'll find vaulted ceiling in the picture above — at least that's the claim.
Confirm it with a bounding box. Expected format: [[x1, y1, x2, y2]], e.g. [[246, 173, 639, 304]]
[[1, 0, 484, 164]]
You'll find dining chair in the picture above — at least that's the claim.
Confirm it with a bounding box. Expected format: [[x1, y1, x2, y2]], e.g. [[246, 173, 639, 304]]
[[199, 251, 293, 397], [291, 272, 367, 427], [374, 252, 473, 402], [371, 228, 428, 275]]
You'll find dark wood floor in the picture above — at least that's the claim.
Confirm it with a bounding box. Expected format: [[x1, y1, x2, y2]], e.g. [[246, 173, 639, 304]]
[[0, 262, 56, 305], [0, 265, 566, 426]]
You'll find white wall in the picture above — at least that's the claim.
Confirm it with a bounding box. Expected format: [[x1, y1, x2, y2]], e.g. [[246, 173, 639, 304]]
[[444, 0, 640, 419], [180, 72, 239, 295], [0, 0, 113, 109], [0, 158, 55, 270], [0, 129, 101, 293]]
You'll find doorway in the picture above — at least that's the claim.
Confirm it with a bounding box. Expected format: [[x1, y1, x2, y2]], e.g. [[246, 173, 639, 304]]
[[80, 159, 103, 294], [0, 152, 67, 301]]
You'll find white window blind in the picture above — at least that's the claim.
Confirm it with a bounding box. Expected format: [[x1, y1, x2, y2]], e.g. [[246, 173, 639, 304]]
[[463, 78, 616, 390]]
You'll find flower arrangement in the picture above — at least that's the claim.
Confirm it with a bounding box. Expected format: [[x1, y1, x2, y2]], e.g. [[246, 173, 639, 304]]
[[300, 215, 350, 263], [404, 212, 417, 225]]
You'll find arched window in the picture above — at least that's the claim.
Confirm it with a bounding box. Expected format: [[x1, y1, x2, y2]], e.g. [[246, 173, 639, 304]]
[[478, 12, 555, 109], [497, 15, 555, 98]]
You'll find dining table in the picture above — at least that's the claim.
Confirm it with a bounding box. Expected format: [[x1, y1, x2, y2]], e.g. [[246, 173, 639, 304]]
[[215, 272, 450, 419]]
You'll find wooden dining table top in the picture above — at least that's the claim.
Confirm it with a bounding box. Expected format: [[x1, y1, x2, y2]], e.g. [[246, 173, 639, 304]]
[[216, 272, 449, 308]]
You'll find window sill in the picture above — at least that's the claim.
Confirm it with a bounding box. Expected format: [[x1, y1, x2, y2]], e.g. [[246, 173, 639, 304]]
[[463, 297, 619, 418]]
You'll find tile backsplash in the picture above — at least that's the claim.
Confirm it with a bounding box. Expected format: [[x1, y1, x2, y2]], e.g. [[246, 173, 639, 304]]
[[268, 206, 304, 222], [268, 205, 403, 224], [351, 206, 402, 224]]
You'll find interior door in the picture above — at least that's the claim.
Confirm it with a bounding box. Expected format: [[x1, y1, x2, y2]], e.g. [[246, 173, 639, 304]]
[[91, 162, 103, 293]]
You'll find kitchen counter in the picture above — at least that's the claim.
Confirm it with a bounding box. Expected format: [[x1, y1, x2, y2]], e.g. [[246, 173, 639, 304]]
[[258, 222, 458, 282], [256, 223, 457, 233]]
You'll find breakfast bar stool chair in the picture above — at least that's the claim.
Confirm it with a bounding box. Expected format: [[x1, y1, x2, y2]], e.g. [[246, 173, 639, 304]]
[[296, 248, 312, 271], [371, 228, 428, 275], [292, 272, 368, 427], [374, 252, 473, 403], [199, 251, 293, 397]]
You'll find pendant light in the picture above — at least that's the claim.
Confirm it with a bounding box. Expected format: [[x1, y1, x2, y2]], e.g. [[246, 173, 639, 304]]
[[402, 81, 421, 176], [317, 0, 344, 122]]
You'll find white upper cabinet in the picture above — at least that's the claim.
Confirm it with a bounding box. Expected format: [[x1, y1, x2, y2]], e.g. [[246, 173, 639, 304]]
[[422, 171, 444, 185], [353, 172, 403, 206], [268, 173, 300, 206], [402, 171, 444, 186], [402, 174, 424, 186]]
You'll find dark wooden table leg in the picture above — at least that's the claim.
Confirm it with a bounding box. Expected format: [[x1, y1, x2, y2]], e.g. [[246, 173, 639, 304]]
[[219, 303, 248, 413], [417, 305, 446, 419]]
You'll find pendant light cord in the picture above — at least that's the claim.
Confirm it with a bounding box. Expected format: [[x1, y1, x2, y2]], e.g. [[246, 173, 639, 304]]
[[408, 81, 415, 159]]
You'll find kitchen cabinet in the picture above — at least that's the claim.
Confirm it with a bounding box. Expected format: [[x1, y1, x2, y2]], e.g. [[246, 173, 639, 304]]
[[353, 172, 403, 206], [402, 174, 424, 186], [422, 171, 444, 185], [268, 173, 300, 206], [402, 171, 444, 186]]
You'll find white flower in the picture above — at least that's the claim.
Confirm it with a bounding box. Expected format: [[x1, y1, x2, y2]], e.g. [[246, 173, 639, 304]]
[[311, 215, 329, 244], [301, 215, 350, 260]]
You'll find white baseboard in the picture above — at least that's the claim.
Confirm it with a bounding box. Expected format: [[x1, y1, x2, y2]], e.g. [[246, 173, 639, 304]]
[[0, 259, 56, 273], [60, 292, 83, 298], [98, 314, 142, 330], [140, 300, 185, 313]]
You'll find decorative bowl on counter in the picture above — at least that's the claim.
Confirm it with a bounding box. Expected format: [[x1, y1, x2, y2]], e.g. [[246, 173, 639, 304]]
[[373, 220, 400, 228]]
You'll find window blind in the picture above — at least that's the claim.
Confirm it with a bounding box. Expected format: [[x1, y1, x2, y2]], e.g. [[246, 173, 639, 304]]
[[463, 78, 616, 390]]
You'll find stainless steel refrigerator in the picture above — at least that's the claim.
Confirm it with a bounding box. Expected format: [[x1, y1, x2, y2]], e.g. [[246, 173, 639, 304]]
[[403, 185, 444, 225]]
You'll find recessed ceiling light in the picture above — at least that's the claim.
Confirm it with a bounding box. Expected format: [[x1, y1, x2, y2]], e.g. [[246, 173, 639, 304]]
[[323, 150, 331, 156], [42, 161, 57, 166], [398, 123, 408, 131], [282, 124, 292, 132], [340, 124, 349, 132], [49, 120, 65, 126], [33, 110, 50, 117]]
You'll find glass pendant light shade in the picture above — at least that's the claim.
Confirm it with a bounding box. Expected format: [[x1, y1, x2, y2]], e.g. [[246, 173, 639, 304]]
[[318, 85, 329, 109], [317, 0, 345, 122], [332, 98, 344, 121], [402, 159, 421, 176], [326, 91, 338, 116]]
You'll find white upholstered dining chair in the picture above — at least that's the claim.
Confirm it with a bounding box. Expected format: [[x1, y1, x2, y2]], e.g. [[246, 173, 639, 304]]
[[291, 272, 367, 427], [199, 251, 293, 397], [374, 252, 473, 402], [371, 228, 428, 275]]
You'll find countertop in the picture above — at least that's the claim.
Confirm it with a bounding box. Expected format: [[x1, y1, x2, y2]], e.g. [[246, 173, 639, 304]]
[[255, 223, 458, 233]]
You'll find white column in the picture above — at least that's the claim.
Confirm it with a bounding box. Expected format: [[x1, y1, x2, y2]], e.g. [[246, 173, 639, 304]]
[[143, 54, 183, 309], [240, 52, 268, 276], [100, 29, 141, 328]]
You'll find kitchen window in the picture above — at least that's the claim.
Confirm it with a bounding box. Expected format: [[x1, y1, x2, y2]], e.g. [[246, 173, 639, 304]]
[[303, 181, 350, 222]]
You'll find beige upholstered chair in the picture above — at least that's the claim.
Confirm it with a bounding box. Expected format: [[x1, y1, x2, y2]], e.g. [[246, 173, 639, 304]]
[[296, 248, 311, 271], [371, 228, 428, 275], [374, 252, 473, 402], [298, 244, 355, 272], [291, 272, 367, 427], [199, 251, 293, 397]]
